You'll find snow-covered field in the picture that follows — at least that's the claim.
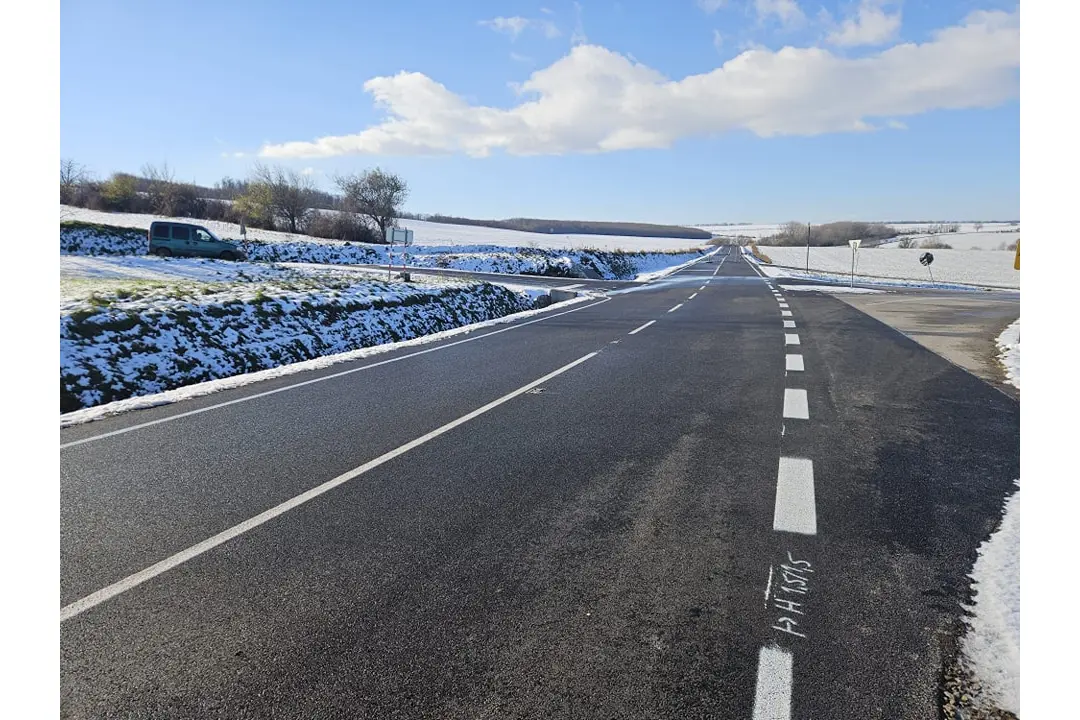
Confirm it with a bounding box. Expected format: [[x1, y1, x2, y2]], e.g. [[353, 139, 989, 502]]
[[61, 214, 707, 281], [61, 206, 710, 253], [755, 245, 1019, 288], [876, 230, 1020, 251]]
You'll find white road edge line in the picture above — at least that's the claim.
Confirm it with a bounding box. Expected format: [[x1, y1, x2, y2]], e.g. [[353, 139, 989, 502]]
[[786, 354, 805, 372], [783, 389, 810, 419], [628, 320, 656, 335], [753, 644, 794, 720], [60, 297, 612, 449], [668, 303, 684, 313], [59, 351, 599, 623], [773, 457, 816, 535]]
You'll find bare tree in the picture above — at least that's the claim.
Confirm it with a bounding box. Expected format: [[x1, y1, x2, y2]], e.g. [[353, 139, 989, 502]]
[[60, 159, 90, 204], [335, 168, 409, 242], [142, 162, 201, 217], [251, 163, 317, 234]]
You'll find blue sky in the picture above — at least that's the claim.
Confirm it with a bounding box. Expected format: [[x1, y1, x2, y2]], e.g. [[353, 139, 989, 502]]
[[61, 0, 1019, 223]]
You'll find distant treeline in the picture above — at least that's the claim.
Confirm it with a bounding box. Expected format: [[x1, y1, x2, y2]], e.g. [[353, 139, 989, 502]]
[[763, 221, 899, 247], [402, 213, 713, 240]]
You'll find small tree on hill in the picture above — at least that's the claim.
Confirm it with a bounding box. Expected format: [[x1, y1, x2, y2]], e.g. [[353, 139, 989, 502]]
[[101, 173, 138, 211], [251, 163, 317, 234], [60, 159, 90, 204], [335, 168, 409, 242]]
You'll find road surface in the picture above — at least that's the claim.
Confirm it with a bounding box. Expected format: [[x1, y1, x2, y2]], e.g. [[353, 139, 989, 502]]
[[60, 249, 1019, 719]]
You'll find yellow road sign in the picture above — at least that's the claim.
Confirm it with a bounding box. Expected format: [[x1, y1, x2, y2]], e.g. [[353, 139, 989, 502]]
[[1014, 238, 1020, 270]]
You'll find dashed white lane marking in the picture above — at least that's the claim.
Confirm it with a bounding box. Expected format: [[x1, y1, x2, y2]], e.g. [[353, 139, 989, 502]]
[[783, 389, 809, 419], [786, 354, 805, 372], [783, 320, 796, 328], [689, 292, 698, 300], [781, 310, 792, 317], [773, 457, 817, 536], [779, 304, 789, 309], [699, 285, 707, 290], [628, 320, 656, 335], [753, 645, 794, 719], [668, 303, 684, 313], [59, 352, 600, 623], [785, 333, 800, 345]]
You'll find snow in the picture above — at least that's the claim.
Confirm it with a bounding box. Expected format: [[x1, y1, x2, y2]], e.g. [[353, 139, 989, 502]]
[[996, 318, 1020, 389], [960, 484, 1021, 715], [61, 205, 711, 253], [958, 319, 1020, 714], [754, 245, 1019, 288], [60, 292, 594, 427], [876, 230, 1020, 251], [778, 284, 885, 294]]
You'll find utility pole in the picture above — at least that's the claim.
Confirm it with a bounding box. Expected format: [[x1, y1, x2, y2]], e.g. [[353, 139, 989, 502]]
[[805, 223, 811, 272]]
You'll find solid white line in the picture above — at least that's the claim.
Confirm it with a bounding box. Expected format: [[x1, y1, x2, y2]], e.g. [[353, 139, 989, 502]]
[[668, 303, 684, 313], [785, 333, 800, 346], [689, 292, 698, 299], [783, 320, 796, 329], [628, 320, 656, 335], [783, 389, 809, 419], [59, 351, 599, 622], [773, 457, 816, 535], [781, 310, 792, 317], [60, 298, 611, 449], [753, 645, 794, 720], [786, 354, 805, 372]]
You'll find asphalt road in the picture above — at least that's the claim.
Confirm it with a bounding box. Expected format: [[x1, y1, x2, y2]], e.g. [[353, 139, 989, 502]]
[[59, 249, 1020, 719]]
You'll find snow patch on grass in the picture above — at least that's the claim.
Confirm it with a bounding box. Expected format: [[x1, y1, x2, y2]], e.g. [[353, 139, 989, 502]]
[[60, 277, 539, 413]]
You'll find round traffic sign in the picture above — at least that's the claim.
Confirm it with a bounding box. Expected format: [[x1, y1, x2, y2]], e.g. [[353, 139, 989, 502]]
[[919, 252, 934, 266]]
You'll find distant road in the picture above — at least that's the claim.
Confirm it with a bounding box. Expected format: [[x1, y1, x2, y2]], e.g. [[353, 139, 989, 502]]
[[61, 250, 1018, 718]]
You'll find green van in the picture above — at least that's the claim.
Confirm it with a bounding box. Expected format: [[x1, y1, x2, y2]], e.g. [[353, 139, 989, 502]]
[[148, 221, 246, 261]]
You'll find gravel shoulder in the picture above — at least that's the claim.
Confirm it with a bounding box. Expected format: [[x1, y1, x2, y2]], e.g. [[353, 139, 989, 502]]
[[833, 291, 1020, 398]]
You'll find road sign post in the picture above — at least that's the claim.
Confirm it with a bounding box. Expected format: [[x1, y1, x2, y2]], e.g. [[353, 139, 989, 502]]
[[848, 239, 861, 287], [1014, 238, 1020, 270], [385, 226, 414, 280], [805, 223, 811, 272], [919, 251, 935, 283]]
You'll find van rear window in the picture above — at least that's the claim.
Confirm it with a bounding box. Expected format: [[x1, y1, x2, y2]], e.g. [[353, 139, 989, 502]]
[[152, 224, 170, 238], [171, 226, 190, 241]]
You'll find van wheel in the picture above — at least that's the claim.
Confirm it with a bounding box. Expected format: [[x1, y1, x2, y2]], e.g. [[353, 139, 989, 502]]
[[219, 251, 236, 261], [154, 247, 171, 257]]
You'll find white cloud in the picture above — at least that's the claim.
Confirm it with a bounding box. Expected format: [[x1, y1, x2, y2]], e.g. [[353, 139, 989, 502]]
[[827, 0, 902, 47], [886, 119, 907, 130], [754, 0, 805, 27], [220, 151, 246, 158], [259, 9, 1018, 159], [300, 167, 317, 175], [697, 0, 727, 13], [713, 29, 724, 52], [570, 2, 587, 45], [480, 16, 560, 40], [510, 52, 534, 64]]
